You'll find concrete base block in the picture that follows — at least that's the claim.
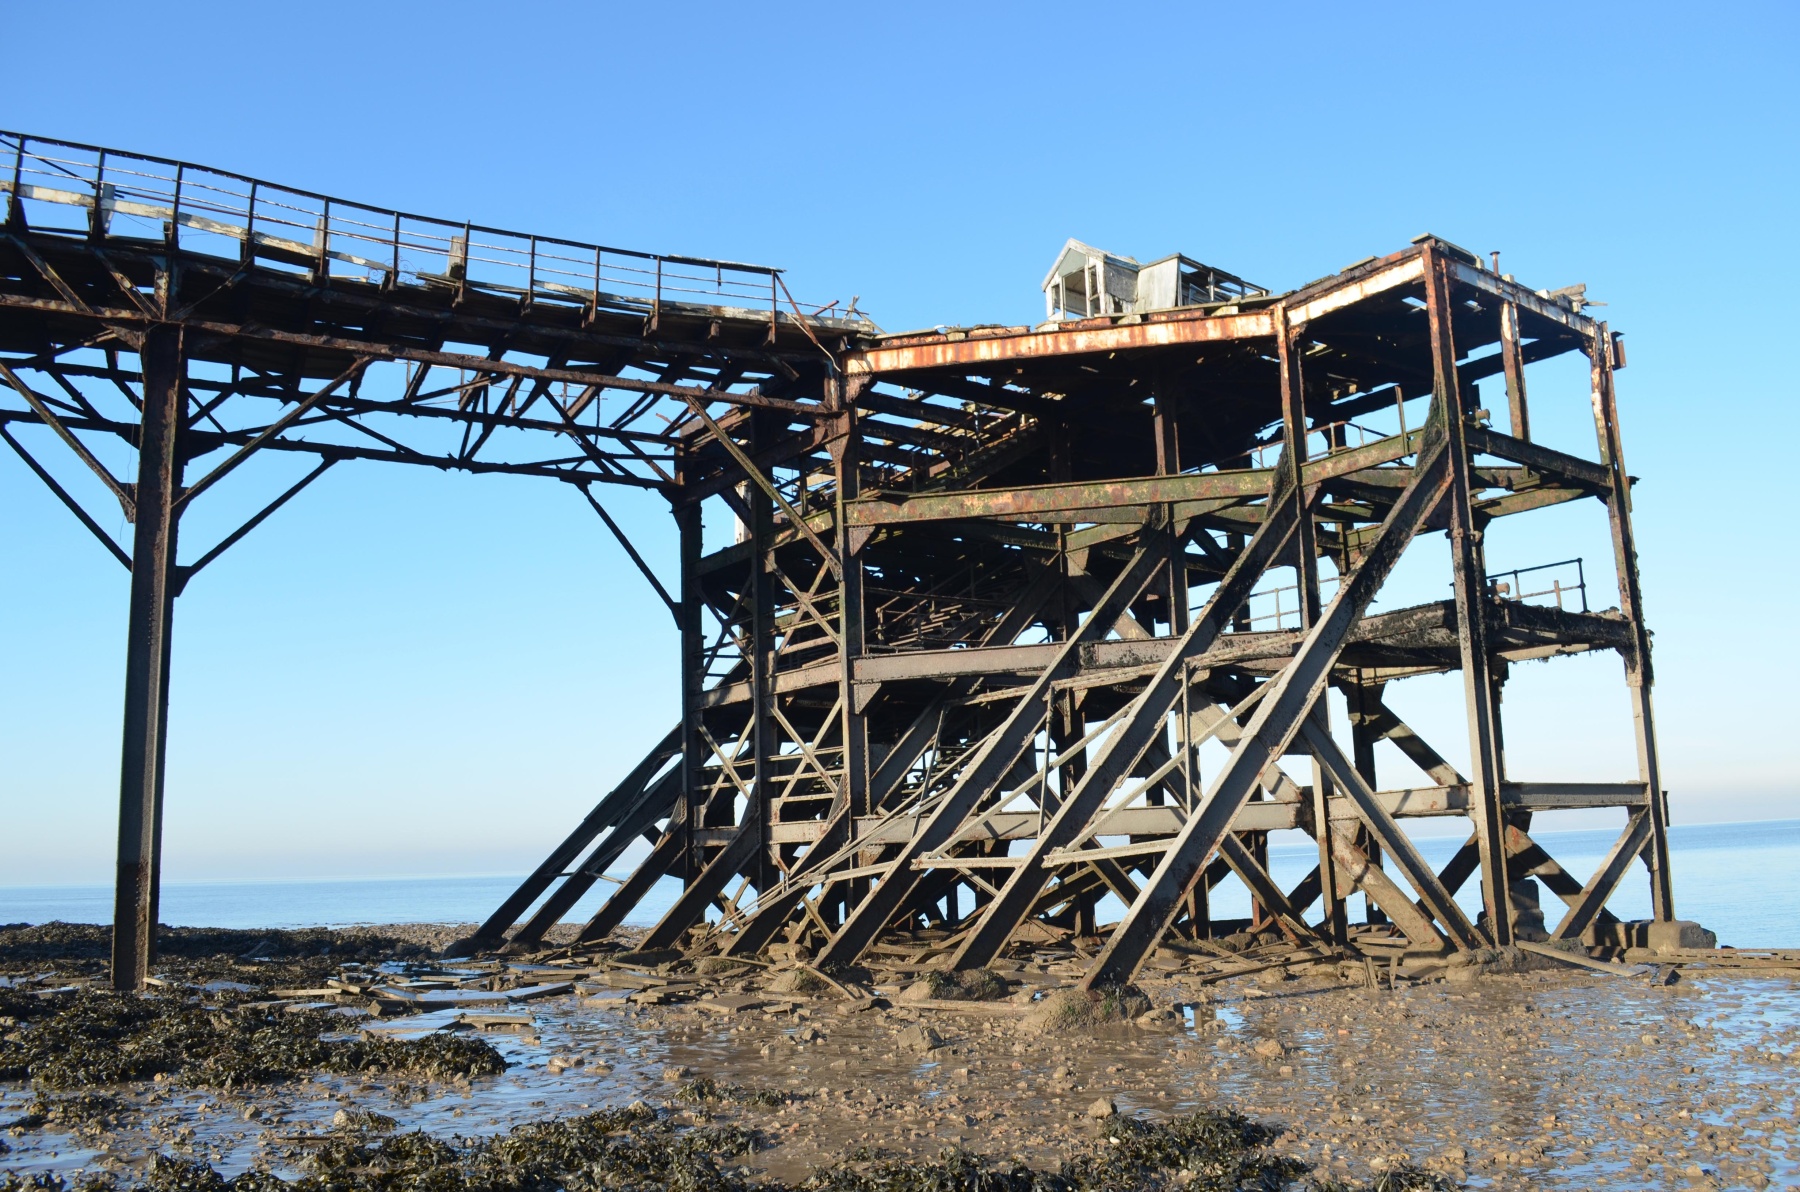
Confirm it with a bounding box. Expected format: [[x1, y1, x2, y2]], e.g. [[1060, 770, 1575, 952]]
[[1509, 878, 1548, 942], [1646, 919, 1717, 955]]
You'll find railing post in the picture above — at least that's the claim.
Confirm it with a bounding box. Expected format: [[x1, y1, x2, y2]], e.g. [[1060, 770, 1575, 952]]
[[650, 256, 662, 334], [242, 181, 258, 265], [313, 199, 331, 284], [1499, 288, 1531, 441], [88, 150, 107, 240], [587, 247, 600, 326], [5, 135, 24, 228], [451, 221, 469, 305], [167, 163, 184, 247]]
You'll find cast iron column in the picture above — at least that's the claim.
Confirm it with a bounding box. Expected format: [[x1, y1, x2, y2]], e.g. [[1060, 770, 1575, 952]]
[[1277, 305, 1346, 946], [675, 496, 704, 883], [747, 413, 778, 892], [1425, 250, 1513, 946], [1590, 324, 1674, 919], [112, 325, 184, 991], [1347, 676, 1388, 925], [1499, 290, 1531, 441], [832, 394, 869, 822]]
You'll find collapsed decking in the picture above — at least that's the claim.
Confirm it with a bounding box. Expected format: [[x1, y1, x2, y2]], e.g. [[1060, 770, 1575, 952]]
[[0, 131, 1686, 992]]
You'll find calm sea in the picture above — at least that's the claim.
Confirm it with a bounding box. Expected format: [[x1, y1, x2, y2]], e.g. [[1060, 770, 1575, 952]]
[[3, 819, 1795, 948]]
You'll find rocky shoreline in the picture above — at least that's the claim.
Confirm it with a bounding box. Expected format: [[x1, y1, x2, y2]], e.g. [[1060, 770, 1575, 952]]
[[3, 923, 1796, 1190]]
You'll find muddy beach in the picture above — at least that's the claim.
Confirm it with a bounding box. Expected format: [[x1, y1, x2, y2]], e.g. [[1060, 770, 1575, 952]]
[[2, 923, 1796, 1191]]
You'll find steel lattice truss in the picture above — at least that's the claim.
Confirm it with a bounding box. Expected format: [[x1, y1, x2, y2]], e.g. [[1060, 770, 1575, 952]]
[[0, 132, 1674, 991]]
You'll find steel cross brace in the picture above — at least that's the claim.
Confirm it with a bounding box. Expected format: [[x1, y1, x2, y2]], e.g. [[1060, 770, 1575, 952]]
[[717, 558, 1077, 957], [1551, 809, 1652, 941], [945, 469, 1301, 972], [469, 725, 682, 949], [1081, 412, 1453, 990], [812, 528, 1173, 970], [1298, 718, 1481, 951], [510, 766, 683, 947]]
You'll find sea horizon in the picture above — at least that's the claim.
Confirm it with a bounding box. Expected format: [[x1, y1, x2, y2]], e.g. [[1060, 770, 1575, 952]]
[[5, 817, 1796, 948]]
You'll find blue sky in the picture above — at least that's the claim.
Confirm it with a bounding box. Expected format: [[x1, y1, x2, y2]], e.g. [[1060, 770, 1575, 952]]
[[2, 2, 1795, 885]]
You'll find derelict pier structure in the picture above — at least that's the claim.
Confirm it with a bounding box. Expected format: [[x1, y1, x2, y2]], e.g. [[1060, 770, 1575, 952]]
[[0, 133, 1675, 991]]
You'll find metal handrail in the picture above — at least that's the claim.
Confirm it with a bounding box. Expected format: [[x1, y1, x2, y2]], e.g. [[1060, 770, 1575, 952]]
[[1488, 557, 1588, 613], [1221, 573, 1343, 631], [0, 130, 871, 322]]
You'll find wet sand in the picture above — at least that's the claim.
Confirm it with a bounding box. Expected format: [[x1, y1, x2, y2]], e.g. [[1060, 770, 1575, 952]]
[[3, 924, 1796, 1190]]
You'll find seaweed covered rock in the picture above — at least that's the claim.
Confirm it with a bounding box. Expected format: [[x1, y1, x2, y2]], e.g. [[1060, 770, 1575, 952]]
[[797, 1109, 1413, 1191], [901, 969, 1010, 1003], [1067, 1109, 1306, 1189], [331, 1107, 398, 1134], [1023, 985, 1152, 1035], [675, 1078, 791, 1108], [0, 1102, 1457, 1192], [693, 957, 751, 977], [300, 1103, 763, 1192], [0, 924, 430, 967], [0, 923, 462, 1000], [803, 1145, 1045, 1191], [0, 992, 504, 1089]]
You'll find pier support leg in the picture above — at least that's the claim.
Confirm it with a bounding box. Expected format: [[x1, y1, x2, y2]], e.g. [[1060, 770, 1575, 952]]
[[1425, 251, 1513, 946], [832, 397, 870, 824], [747, 415, 778, 892], [1589, 326, 1673, 920], [675, 496, 704, 884], [1276, 309, 1345, 946], [112, 326, 184, 992], [1347, 677, 1388, 925]]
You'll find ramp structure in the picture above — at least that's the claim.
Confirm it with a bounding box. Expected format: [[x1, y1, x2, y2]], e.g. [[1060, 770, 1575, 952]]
[[0, 131, 1673, 992]]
